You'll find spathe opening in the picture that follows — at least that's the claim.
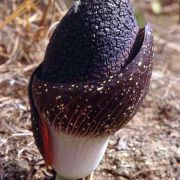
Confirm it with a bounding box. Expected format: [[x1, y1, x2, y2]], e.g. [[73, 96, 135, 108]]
[[127, 27, 145, 64]]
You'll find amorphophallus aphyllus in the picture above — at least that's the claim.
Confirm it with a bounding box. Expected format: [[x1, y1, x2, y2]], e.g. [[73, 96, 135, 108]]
[[28, 0, 153, 179]]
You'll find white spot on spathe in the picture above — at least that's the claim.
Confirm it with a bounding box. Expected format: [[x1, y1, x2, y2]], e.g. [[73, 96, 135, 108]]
[[97, 87, 104, 91], [138, 61, 142, 66]]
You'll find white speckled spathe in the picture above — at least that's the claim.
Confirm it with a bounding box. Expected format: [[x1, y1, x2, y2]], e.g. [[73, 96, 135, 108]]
[[48, 124, 109, 179]]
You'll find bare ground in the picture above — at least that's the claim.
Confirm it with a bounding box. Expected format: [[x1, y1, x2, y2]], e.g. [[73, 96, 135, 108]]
[[0, 1, 180, 180]]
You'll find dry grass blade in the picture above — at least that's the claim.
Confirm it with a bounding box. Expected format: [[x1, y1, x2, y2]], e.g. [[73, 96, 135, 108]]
[[0, 0, 40, 30]]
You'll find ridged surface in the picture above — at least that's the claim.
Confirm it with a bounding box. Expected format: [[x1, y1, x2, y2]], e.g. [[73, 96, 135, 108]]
[[42, 0, 139, 83]]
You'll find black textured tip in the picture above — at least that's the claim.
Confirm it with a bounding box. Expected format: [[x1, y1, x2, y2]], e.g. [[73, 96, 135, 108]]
[[41, 0, 139, 83]]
